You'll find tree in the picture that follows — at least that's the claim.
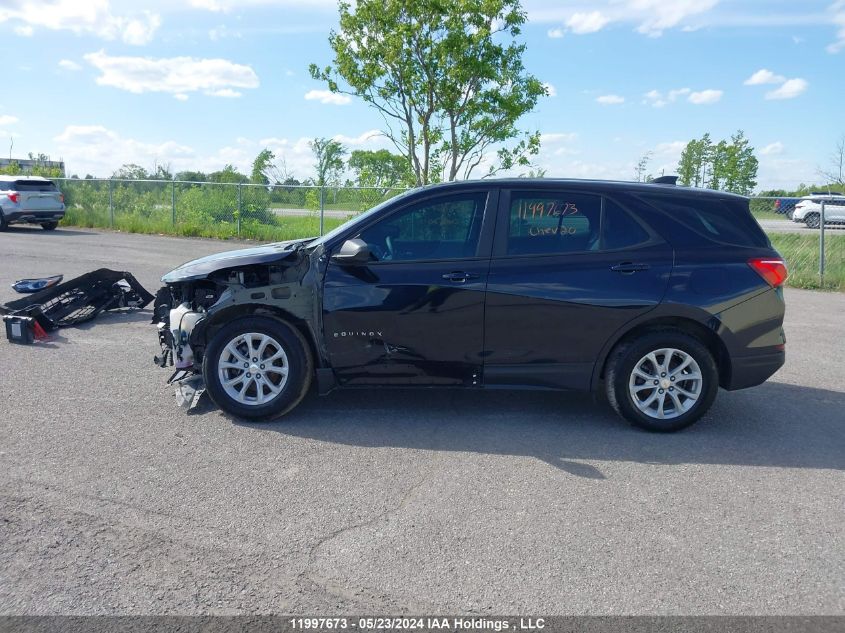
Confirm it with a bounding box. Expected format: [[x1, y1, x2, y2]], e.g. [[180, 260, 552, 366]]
[[176, 170, 208, 183], [634, 151, 653, 182], [208, 165, 249, 184], [820, 134, 845, 186], [348, 149, 413, 193], [309, 0, 545, 186], [251, 149, 275, 184], [677, 131, 757, 195], [309, 137, 346, 187], [112, 164, 150, 180]]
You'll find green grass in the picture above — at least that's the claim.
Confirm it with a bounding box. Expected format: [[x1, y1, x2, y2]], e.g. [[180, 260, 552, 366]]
[[769, 233, 845, 291], [62, 207, 346, 241]]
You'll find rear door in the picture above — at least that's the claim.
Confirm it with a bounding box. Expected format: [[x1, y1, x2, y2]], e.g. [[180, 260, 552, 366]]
[[483, 188, 673, 390], [322, 188, 496, 386], [16, 179, 63, 211]]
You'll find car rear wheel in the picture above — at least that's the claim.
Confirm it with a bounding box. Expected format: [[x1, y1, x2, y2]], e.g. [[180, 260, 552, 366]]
[[804, 212, 820, 229], [605, 330, 718, 432], [41, 222, 59, 231], [202, 316, 313, 421], [0, 211, 7, 232]]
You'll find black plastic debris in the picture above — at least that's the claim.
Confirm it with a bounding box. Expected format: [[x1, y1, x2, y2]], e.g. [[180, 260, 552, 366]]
[[1, 268, 154, 334], [12, 274, 63, 294]]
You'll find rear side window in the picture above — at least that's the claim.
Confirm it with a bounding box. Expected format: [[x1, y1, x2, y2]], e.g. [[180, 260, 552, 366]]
[[508, 192, 601, 255], [603, 198, 651, 250], [638, 194, 768, 248], [13, 179, 58, 192]]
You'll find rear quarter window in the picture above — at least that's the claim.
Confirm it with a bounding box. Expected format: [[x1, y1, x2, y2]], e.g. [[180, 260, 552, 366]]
[[13, 179, 58, 192], [637, 194, 769, 248]]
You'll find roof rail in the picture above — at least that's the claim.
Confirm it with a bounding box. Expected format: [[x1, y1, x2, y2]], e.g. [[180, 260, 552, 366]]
[[648, 175, 678, 185]]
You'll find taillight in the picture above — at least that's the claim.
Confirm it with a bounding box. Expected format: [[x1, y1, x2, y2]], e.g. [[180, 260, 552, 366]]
[[775, 200, 781, 209], [59, 194, 65, 203], [7, 191, 20, 203], [748, 257, 788, 288]]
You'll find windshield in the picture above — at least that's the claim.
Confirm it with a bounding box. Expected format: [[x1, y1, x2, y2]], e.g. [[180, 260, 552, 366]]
[[307, 188, 419, 249]]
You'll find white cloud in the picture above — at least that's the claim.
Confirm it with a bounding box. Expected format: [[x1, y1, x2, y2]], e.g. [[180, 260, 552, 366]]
[[121, 12, 161, 45], [596, 94, 624, 105], [58, 59, 82, 71], [631, 0, 719, 36], [643, 87, 690, 107], [0, 1, 161, 45], [533, 0, 720, 38], [760, 142, 784, 156], [304, 89, 351, 105], [744, 68, 808, 100], [83, 51, 259, 97], [14, 25, 34, 36], [174, 93, 189, 101], [828, 0, 845, 53], [744, 69, 786, 85], [765, 77, 808, 99], [566, 11, 609, 34], [0, 115, 19, 126], [543, 83, 557, 97], [186, 0, 337, 11], [688, 89, 722, 104], [53, 125, 195, 177], [50, 124, 387, 179]]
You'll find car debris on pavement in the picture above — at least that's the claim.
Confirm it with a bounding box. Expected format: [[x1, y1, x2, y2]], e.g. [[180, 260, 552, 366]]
[[1, 268, 154, 344]]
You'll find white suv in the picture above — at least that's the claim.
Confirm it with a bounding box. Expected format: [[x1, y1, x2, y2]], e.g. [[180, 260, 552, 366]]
[[791, 194, 845, 228], [0, 175, 66, 231]]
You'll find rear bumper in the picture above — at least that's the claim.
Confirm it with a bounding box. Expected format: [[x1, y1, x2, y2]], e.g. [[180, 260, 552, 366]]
[[725, 349, 785, 390], [3, 209, 65, 224]]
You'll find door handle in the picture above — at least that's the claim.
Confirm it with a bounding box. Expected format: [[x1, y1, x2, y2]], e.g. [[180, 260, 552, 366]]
[[610, 262, 650, 274], [441, 271, 479, 282]]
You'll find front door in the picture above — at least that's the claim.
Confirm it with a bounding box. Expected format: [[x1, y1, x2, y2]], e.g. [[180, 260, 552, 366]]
[[323, 190, 495, 386], [483, 188, 673, 390]]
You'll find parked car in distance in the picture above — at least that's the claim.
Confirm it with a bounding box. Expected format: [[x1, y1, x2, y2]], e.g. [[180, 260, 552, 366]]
[[791, 194, 845, 228], [0, 176, 65, 231], [774, 197, 800, 216], [154, 177, 787, 433]]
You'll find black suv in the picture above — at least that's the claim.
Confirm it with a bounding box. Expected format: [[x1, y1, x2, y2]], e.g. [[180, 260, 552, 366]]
[[154, 178, 786, 432]]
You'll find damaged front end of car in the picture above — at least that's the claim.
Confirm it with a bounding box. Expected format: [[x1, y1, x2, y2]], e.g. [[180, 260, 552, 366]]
[[153, 240, 320, 410]]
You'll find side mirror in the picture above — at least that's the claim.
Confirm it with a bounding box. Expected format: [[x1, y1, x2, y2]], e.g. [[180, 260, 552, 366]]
[[331, 238, 371, 264]]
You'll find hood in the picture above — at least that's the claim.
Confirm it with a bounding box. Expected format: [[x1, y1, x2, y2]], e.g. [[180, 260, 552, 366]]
[[162, 239, 311, 283]]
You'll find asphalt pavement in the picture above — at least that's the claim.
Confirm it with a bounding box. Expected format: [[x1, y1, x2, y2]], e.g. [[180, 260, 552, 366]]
[[0, 226, 842, 615]]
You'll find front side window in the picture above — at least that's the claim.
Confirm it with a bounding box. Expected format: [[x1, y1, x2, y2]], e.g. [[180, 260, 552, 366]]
[[357, 193, 486, 262], [508, 192, 601, 255]]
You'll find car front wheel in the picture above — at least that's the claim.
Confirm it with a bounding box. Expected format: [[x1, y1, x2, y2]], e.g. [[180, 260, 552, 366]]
[[605, 331, 719, 432], [41, 222, 59, 231], [202, 316, 313, 421]]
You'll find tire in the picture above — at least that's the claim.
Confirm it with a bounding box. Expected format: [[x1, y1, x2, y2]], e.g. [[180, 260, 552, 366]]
[[0, 210, 7, 232], [805, 213, 820, 229], [41, 221, 59, 231], [605, 330, 719, 432], [202, 315, 313, 421]]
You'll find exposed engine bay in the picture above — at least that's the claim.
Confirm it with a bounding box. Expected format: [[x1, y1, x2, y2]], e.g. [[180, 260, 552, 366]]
[[152, 240, 320, 410]]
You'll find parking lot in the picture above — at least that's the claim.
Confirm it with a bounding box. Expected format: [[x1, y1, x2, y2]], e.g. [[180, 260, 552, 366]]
[[0, 226, 842, 615]]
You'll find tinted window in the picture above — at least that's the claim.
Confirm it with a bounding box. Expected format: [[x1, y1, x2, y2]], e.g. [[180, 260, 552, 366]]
[[508, 192, 601, 255], [638, 194, 768, 248], [357, 193, 486, 262], [13, 179, 58, 192], [603, 198, 651, 250]]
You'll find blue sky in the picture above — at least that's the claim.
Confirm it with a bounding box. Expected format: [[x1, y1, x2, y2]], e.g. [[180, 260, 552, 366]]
[[1, 0, 843, 189]]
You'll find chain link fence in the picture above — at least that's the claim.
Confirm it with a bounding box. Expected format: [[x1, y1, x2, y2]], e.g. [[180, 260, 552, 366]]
[[53, 179, 843, 291], [55, 178, 408, 242]]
